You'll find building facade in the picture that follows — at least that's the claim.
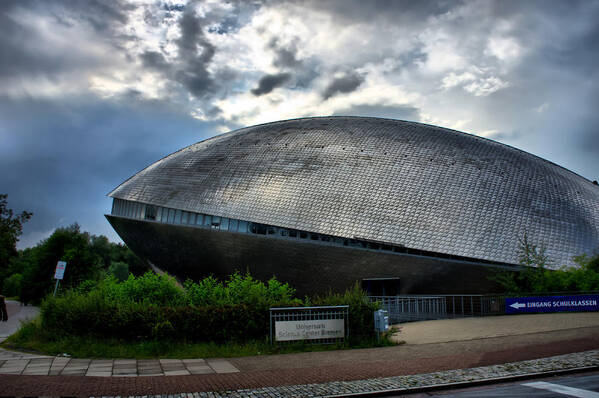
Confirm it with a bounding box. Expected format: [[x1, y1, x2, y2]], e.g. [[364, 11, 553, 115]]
[[106, 117, 599, 295]]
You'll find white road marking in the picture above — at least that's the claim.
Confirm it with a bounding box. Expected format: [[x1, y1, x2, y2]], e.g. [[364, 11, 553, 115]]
[[523, 381, 599, 397]]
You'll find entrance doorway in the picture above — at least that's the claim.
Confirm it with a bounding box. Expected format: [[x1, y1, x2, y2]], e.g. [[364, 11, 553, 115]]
[[362, 277, 400, 296]]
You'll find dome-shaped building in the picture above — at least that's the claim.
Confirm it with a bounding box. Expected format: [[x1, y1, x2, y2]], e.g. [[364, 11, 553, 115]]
[[106, 117, 599, 295]]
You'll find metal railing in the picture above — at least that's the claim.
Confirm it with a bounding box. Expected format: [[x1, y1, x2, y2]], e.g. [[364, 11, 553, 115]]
[[370, 291, 599, 323], [369, 294, 506, 323]]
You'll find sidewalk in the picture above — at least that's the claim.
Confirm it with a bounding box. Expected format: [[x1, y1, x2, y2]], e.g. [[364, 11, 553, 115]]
[[0, 300, 39, 343], [0, 312, 598, 397]]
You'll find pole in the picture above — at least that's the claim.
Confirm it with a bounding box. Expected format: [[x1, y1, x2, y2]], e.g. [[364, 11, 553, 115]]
[[53, 279, 60, 297]]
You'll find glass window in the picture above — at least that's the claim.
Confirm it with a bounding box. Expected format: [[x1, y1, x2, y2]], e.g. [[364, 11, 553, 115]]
[[196, 214, 204, 225], [212, 216, 221, 228], [168, 209, 175, 223], [229, 219, 238, 232], [145, 205, 157, 220], [289, 230, 298, 238], [188, 213, 196, 225], [175, 209, 182, 224], [321, 235, 330, 242], [181, 211, 189, 224], [299, 231, 308, 239], [267, 227, 276, 235], [310, 233, 319, 240], [280, 229, 288, 237], [251, 223, 266, 235], [238, 220, 248, 233], [221, 217, 229, 231], [204, 215, 212, 226]]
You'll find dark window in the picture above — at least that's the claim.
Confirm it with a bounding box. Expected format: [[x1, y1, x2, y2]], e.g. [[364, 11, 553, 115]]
[[267, 227, 275, 235], [289, 229, 298, 238], [280, 229, 288, 236], [251, 223, 267, 235], [145, 205, 157, 220], [299, 231, 308, 239], [310, 233, 319, 240], [321, 236, 330, 242]]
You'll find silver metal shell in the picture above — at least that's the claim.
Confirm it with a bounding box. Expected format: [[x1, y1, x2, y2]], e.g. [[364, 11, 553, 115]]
[[108, 117, 599, 267]]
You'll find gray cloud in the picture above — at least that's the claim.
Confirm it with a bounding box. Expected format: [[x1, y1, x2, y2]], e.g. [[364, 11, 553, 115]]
[[139, 51, 170, 71], [0, 0, 132, 82], [322, 73, 364, 99], [174, 8, 217, 98], [0, 95, 220, 248], [268, 38, 302, 68], [251, 73, 291, 96], [332, 104, 419, 121]]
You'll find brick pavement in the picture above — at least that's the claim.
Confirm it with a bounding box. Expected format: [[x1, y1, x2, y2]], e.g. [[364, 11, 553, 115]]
[[1, 308, 598, 396], [0, 349, 239, 376], [1, 328, 598, 397]]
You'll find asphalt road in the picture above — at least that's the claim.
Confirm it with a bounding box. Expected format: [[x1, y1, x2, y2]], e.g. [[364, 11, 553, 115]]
[[398, 370, 599, 397]]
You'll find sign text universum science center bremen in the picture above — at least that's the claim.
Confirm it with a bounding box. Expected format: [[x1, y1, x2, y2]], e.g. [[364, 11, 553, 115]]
[[506, 295, 599, 314]]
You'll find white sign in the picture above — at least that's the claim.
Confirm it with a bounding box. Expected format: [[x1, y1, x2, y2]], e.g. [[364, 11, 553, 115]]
[[54, 261, 67, 280], [275, 319, 344, 341]]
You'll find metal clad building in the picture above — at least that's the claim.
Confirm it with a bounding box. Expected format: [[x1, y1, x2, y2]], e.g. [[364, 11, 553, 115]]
[[106, 117, 599, 294]]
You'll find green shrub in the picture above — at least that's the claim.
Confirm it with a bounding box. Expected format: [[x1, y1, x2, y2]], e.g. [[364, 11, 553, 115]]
[[308, 282, 379, 341], [40, 272, 375, 344]]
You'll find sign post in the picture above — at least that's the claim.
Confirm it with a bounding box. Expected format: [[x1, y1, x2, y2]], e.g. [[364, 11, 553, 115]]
[[53, 261, 67, 297]]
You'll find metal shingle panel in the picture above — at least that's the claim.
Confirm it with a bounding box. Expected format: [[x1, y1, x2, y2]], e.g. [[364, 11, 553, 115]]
[[108, 117, 599, 268]]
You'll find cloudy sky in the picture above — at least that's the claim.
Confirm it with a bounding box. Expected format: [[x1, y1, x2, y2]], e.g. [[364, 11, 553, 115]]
[[2, 0, 598, 248]]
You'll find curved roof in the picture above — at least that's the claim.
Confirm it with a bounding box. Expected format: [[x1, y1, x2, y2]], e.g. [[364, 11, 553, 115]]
[[109, 117, 599, 267]]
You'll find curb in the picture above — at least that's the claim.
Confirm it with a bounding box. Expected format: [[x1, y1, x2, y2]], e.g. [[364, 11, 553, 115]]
[[323, 365, 599, 397]]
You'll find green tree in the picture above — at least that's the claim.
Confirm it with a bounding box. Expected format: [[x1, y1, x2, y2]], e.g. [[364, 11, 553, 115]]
[[109, 261, 129, 282], [517, 233, 550, 292], [20, 224, 104, 303], [0, 194, 32, 289]]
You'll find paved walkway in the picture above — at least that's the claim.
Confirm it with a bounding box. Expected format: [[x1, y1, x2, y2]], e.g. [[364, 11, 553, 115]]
[[0, 309, 598, 396], [0, 300, 39, 343], [393, 312, 599, 344]]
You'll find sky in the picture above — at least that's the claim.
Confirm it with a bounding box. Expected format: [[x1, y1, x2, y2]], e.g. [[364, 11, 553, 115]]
[[1, 0, 598, 248]]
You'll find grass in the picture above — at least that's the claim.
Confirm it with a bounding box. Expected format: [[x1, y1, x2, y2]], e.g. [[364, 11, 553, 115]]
[[1, 317, 397, 359]]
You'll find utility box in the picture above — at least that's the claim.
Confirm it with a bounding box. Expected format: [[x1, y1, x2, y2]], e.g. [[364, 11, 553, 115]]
[[374, 309, 389, 333]]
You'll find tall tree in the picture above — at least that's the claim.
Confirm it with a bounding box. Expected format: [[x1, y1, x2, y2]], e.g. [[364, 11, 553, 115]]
[[0, 194, 32, 286]]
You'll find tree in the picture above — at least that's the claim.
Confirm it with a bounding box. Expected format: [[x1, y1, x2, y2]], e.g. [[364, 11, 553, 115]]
[[0, 194, 32, 288], [517, 233, 550, 292]]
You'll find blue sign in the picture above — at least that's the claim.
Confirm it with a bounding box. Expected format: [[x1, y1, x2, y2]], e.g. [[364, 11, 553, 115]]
[[505, 295, 599, 314]]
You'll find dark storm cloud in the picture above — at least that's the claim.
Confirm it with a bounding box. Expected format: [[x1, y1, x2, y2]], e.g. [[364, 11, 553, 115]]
[[322, 73, 364, 99], [332, 104, 420, 121], [0, 0, 131, 80], [268, 38, 302, 68], [140, 51, 170, 71], [52, 0, 133, 33], [173, 7, 217, 98], [251, 73, 291, 96], [305, 0, 452, 24], [0, 95, 220, 247]]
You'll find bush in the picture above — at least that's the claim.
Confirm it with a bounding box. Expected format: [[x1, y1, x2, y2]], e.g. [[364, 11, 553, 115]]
[[40, 272, 376, 344], [307, 282, 379, 341]]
